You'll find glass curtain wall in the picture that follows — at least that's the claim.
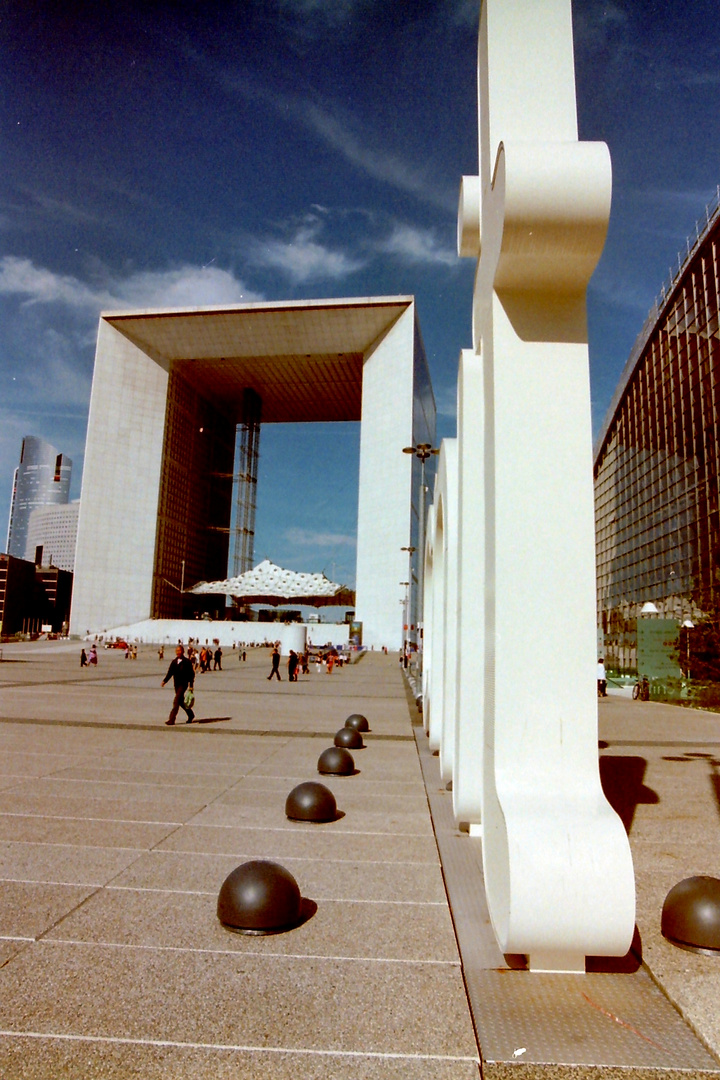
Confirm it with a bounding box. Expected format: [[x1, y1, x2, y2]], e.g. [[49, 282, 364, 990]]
[[595, 192, 720, 676]]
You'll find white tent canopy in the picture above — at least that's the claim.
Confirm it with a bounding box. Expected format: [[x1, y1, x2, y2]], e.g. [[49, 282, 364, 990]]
[[190, 559, 352, 606]]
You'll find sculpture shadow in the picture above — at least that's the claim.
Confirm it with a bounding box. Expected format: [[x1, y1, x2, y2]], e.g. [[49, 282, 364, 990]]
[[587, 925, 643, 972], [288, 810, 346, 824], [222, 897, 318, 936], [661, 751, 720, 823], [599, 754, 659, 835], [503, 925, 643, 972], [711, 760, 720, 820]]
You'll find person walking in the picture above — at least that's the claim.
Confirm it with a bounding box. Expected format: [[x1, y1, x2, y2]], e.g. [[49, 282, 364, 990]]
[[213, 646, 222, 670], [162, 645, 195, 725], [80, 648, 87, 668], [597, 657, 607, 698], [267, 646, 281, 681], [287, 649, 298, 682]]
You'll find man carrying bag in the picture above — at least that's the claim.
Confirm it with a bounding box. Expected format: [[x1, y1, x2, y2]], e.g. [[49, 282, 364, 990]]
[[162, 645, 195, 725]]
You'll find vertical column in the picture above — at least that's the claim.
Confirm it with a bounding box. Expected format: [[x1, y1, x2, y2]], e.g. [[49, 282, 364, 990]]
[[356, 306, 415, 650], [70, 319, 168, 634], [233, 388, 262, 576]]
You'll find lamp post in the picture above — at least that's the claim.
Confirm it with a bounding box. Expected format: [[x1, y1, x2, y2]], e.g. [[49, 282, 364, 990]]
[[682, 619, 694, 679], [403, 443, 439, 670], [399, 581, 410, 661], [401, 545, 416, 640]]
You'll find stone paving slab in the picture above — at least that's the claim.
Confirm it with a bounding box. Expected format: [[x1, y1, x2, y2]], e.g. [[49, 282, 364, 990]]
[[110, 849, 448, 902], [0, 646, 479, 1078], [0, 1037, 481, 1080], [10, 642, 720, 1076], [46, 887, 459, 962], [156, 821, 440, 862], [191, 800, 434, 836], [0, 814, 178, 849], [0, 840, 147, 887], [0, 880, 97, 939], [1, 941, 478, 1059]]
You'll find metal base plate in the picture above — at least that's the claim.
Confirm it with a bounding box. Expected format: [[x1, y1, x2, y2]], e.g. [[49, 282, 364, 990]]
[[415, 730, 720, 1076]]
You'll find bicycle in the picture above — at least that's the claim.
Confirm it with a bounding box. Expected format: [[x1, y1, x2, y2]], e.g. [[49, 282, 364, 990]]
[[632, 675, 650, 701]]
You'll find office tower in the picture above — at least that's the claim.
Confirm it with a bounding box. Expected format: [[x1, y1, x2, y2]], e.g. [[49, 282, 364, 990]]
[[6, 436, 72, 559]]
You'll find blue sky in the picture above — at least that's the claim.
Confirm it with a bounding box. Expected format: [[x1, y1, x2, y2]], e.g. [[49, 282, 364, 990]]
[[2, 0, 720, 588]]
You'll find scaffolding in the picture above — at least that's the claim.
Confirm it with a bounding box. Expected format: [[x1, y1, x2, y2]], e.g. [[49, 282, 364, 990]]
[[232, 389, 262, 576]]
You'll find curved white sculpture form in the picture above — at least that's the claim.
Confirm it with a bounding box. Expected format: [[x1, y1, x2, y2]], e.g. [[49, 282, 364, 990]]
[[427, 503, 444, 751], [424, 441, 458, 761], [421, 502, 436, 737], [453, 350, 485, 827], [435, 440, 459, 781], [455, 0, 635, 972]]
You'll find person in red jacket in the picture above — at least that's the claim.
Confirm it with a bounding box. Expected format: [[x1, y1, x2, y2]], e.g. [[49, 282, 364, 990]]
[[161, 645, 195, 725]]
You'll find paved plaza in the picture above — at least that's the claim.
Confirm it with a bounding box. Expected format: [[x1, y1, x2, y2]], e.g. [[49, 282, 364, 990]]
[[0, 642, 720, 1076]]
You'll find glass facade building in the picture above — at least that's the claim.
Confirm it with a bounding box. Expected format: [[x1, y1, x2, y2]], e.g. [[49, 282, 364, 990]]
[[6, 436, 72, 561], [594, 190, 720, 675]]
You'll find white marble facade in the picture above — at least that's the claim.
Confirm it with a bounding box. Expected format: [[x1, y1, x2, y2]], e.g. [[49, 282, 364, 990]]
[[70, 298, 434, 650]]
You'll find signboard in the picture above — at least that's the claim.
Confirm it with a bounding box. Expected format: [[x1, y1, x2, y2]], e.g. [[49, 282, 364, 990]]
[[637, 619, 681, 679]]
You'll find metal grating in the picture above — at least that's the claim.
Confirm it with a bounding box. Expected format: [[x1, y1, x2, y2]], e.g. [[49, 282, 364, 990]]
[[415, 729, 720, 1076]]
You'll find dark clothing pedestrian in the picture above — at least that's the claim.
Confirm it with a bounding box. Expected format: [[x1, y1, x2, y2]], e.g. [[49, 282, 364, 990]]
[[287, 650, 298, 682], [80, 649, 87, 667], [213, 647, 222, 670], [162, 650, 195, 725], [267, 647, 281, 681]]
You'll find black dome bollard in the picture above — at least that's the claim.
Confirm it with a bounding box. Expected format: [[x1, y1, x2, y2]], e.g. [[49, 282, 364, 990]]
[[334, 726, 364, 750], [217, 860, 302, 935], [345, 713, 369, 732], [661, 876, 720, 953], [318, 746, 355, 776], [285, 781, 338, 823]]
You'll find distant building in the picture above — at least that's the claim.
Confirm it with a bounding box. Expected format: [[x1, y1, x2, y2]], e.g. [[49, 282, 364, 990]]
[[0, 553, 72, 638], [6, 436, 72, 560], [25, 502, 79, 573], [594, 188, 720, 675], [71, 297, 435, 649]]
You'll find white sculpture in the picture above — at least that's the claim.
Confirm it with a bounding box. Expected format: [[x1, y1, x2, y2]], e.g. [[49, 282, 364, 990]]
[[423, 440, 459, 776], [454, 0, 635, 972]]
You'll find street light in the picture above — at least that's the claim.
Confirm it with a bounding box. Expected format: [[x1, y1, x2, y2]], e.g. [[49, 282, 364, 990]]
[[682, 618, 694, 679], [399, 581, 410, 661], [401, 546, 417, 640], [403, 443, 439, 669]]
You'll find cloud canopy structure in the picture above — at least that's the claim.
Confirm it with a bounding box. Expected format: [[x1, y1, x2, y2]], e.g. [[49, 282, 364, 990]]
[[191, 559, 354, 607]]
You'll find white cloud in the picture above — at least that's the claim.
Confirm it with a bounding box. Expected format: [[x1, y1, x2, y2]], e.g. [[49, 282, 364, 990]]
[[450, 0, 480, 27], [377, 222, 457, 266], [185, 47, 455, 213], [275, 0, 356, 21], [434, 382, 458, 421], [303, 102, 454, 213], [26, 328, 93, 409], [251, 217, 365, 284], [0, 257, 114, 309], [285, 526, 356, 548], [0, 256, 262, 313], [110, 265, 263, 309]]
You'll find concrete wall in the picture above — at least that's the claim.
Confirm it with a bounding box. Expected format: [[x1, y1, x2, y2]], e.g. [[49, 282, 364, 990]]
[[355, 305, 415, 650], [70, 320, 168, 635], [93, 618, 349, 652]]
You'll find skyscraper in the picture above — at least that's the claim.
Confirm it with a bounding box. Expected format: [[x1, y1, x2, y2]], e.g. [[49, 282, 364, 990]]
[[6, 436, 72, 560]]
